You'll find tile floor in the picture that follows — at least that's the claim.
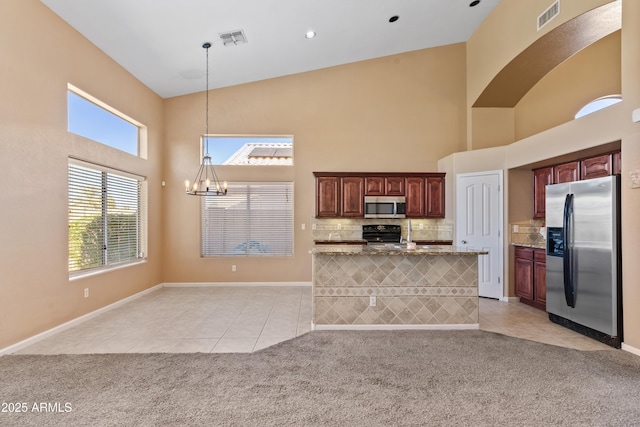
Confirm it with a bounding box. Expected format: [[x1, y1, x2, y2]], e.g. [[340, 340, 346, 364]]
[[14, 287, 611, 354]]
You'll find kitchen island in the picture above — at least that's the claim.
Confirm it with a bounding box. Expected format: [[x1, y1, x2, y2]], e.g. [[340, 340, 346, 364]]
[[311, 244, 487, 329]]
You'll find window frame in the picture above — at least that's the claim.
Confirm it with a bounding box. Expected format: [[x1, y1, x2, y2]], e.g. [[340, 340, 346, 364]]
[[67, 84, 147, 158], [203, 135, 294, 166], [68, 159, 147, 278], [575, 94, 622, 119]]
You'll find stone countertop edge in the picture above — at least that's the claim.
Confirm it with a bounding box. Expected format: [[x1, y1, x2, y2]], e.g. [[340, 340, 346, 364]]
[[511, 243, 546, 249], [310, 245, 488, 256], [313, 240, 454, 244]]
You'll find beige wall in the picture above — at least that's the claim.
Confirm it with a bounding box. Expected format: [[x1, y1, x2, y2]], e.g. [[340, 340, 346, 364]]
[[466, 0, 615, 109], [162, 45, 467, 283], [0, 0, 164, 349], [515, 31, 621, 140], [456, 0, 640, 351]]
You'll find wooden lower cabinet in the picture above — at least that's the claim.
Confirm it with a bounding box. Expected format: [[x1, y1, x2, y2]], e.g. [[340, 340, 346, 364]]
[[533, 249, 546, 308], [514, 246, 546, 311]]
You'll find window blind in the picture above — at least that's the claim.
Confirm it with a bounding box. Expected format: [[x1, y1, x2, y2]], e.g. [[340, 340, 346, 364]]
[[68, 162, 144, 273], [201, 182, 293, 257]]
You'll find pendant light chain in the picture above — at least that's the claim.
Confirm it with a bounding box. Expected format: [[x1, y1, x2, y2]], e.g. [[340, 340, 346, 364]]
[[204, 42, 210, 156]]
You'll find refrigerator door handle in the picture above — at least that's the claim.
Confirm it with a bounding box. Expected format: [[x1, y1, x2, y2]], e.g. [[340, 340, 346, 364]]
[[563, 193, 576, 308]]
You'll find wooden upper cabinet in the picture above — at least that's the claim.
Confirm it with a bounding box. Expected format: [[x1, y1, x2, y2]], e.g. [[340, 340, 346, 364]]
[[613, 151, 622, 175], [581, 154, 612, 180], [364, 177, 385, 196], [426, 177, 445, 218], [340, 177, 364, 217], [385, 177, 405, 196], [315, 172, 444, 218], [554, 161, 580, 183], [533, 167, 552, 220], [365, 176, 405, 196], [405, 177, 425, 218], [316, 176, 340, 218]]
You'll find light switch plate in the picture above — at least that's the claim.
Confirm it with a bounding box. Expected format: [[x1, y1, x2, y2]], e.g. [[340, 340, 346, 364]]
[[630, 169, 640, 189], [632, 108, 640, 123]]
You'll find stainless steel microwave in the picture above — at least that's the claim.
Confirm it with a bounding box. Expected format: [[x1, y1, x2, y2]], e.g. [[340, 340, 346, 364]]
[[364, 196, 406, 218]]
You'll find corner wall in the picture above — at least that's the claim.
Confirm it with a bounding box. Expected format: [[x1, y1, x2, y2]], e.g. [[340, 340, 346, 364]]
[[0, 0, 164, 349]]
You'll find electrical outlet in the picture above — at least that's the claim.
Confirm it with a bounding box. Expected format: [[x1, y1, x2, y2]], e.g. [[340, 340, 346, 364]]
[[232, 265, 237, 272], [84, 288, 89, 298], [312, 223, 316, 230], [301, 223, 306, 230], [419, 223, 424, 230], [369, 296, 376, 307], [513, 225, 519, 232], [337, 223, 342, 230]]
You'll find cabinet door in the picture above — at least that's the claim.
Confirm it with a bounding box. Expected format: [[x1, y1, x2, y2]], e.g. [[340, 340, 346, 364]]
[[316, 177, 340, 218], [533, 249, 546, 308], [554, 161, 580, 183], [405, 177, 425, 217], [426, 177, 445, 218], [613, 151, 621, 175], [365, 177, 385, 196], [581, 154, 612, 180], [385, 177, 405, 196], [514, 247, 534, 300], [341, 177, 364, 217], [533, 167, 552, 219]]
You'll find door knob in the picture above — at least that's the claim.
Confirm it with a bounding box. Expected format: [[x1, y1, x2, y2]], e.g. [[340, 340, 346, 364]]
[[461, 240, 468, 244]]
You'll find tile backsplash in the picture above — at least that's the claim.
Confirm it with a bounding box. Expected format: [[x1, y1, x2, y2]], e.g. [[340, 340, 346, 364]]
[[510, 220, 546, 248], [312, 218, 453, 242]]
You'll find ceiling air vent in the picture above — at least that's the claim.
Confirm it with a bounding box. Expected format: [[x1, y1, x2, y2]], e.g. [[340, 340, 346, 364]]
[[219, 30, 247, 46], [537, 1, 560, 31]]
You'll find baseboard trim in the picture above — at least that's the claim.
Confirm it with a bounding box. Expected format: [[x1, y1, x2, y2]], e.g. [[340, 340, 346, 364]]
[[621, 343, 640, 357], [162, 282, 312, 288], [0, 284, 163, 355], [312, 324, 480, 331]]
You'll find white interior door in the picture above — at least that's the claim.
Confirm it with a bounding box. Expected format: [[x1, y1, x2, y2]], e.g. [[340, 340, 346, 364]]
[[455, 171, 503, 299]]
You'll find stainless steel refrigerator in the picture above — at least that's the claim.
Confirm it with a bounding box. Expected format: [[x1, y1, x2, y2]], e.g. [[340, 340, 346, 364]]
[[545, 175, 622, 348]]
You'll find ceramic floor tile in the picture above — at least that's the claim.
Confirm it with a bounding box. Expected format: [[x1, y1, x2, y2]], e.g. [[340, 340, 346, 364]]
[[171, 338, 218, 353], [14, 287, 614, 355], [212, 338, 257, 353]]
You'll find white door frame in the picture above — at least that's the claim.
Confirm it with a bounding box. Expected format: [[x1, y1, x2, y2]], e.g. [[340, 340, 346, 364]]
[[455, 170, 504, 300]]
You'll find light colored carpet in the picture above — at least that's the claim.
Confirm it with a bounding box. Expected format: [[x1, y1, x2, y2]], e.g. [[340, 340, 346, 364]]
[[1, 330, 639, 426]]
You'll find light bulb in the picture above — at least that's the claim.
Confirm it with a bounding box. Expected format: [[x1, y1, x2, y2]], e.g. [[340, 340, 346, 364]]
[[185, 180, 190, 191], [205, 178, 211, 188]]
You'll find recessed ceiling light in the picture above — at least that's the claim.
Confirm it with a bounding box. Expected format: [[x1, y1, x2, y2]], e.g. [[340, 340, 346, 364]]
[[305, 31, 316, 39], [389, 15, 399, 23], [469, 0, 480, 6]]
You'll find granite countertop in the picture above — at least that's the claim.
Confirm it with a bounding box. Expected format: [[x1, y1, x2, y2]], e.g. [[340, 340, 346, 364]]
[[314, 239, 453, 245], [313, 239, 367, 244], [310, 244, 487, 256]]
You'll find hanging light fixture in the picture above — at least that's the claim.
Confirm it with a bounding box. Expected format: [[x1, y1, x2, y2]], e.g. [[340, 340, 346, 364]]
[[185, 42, 227, 196]]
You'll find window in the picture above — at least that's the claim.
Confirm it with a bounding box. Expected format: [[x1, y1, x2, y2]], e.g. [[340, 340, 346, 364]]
[[204, 136, 293, 166], [575, 95, 622, 119], [68, 161, 146, 275], [67, 85, 141, 156], [201, 183, 293, 257]]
